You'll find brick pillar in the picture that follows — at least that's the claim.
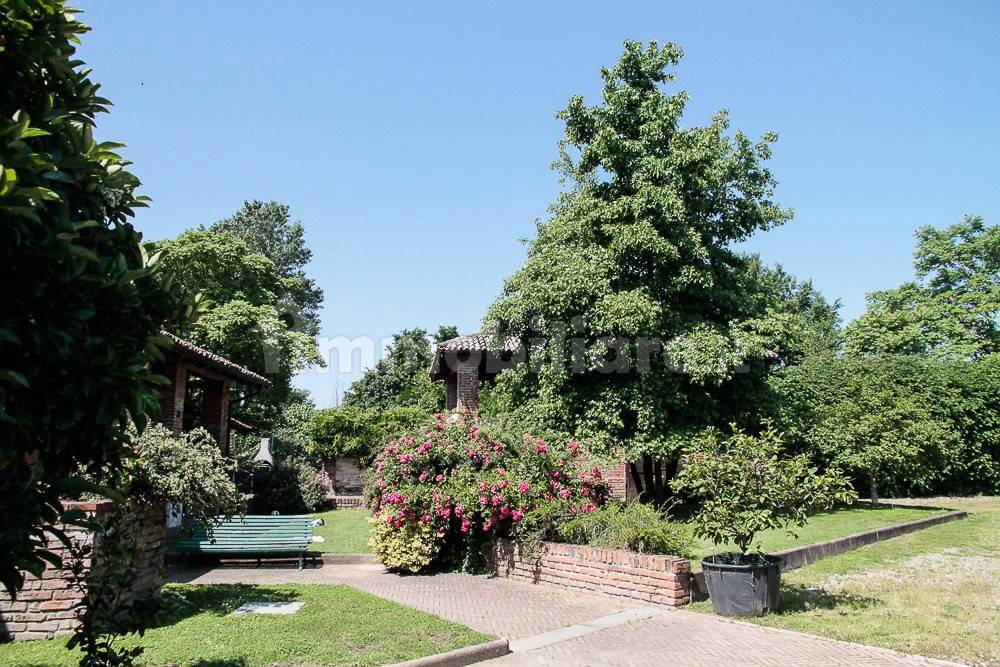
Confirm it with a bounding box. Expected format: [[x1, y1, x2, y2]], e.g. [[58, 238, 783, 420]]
[[200, 378, 231, 452], [157, 362, 187, 435], [445, 372, 458, 410], [456, 360, 479, 411]]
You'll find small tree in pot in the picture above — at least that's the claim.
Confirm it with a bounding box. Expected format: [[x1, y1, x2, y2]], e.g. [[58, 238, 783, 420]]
[[672, 425, 855, 617]]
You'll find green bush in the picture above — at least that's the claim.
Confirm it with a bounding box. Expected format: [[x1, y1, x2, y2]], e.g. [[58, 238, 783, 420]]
[[672, 426, 855, 558], [309, 405, 431, 463], [369, 513, 438, 573], [249, 462, 325, 514], [555, 503, 694, 557], [772, 354, 1000, 497], [127, 425, 243, 532]]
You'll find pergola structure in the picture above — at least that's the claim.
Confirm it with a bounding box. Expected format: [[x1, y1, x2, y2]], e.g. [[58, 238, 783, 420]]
[[155, 332, 271, 452]]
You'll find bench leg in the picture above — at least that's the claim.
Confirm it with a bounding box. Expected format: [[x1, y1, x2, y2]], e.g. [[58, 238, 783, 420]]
[[298, 553, 304, 570]]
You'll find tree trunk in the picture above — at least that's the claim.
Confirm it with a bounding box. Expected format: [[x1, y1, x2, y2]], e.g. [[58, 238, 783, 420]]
[[868, 472, 879, 505], [628, 462, 644, 500]]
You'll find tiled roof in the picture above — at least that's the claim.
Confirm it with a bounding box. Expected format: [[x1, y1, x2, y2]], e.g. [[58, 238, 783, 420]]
[[429, 332, 520, 379], [436, 332, 520, 352], [163, 332, 271, 387]]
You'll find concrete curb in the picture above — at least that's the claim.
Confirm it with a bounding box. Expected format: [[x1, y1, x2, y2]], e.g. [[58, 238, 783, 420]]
[[387, 638, 510, 667], [692, 509, 967, 595]]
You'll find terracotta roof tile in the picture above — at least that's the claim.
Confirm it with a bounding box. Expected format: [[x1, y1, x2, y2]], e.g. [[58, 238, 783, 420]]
[[163, 332, 271, 387], [429, 332, 520, 379]]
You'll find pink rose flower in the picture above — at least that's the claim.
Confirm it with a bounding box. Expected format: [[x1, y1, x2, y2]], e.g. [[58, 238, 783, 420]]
[[512, 509, 524, 522], [517, 481, 529, 493], [559, 488, 572, 499], [435, 474, 445, 483]]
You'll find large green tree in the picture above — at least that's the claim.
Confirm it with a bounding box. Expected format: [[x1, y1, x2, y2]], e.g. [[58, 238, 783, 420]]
[[846, 216, 999, 359], [155, 229, 321, 428], [342, 327, 452, 412], [211, 200, 323, 333], [0, 3, 185, 594], [485, 41, 803, 500]]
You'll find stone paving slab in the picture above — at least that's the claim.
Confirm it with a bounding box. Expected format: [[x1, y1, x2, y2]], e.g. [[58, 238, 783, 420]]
[[170, 564, 958, 666], [169, 562, 644, 639], [491, 608, 961, 667]]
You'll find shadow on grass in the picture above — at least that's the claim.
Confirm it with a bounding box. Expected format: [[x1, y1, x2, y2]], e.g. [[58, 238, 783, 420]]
[[773, 583, 878, 615], [148, 584, 302, 630]]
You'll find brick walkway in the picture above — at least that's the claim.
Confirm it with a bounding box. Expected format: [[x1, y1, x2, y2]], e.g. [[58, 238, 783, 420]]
[[169, 563, 958, 666]]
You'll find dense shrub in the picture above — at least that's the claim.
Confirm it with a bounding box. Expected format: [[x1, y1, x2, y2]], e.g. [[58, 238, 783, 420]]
[[309, 405, 431, 464], [555, 502, 694, 557], [249, 462, 326, 514], [127, 425, 243, 532], [367, 414, 608, 573], [772, 354, 1000, 497], [672, 426, 855, 557]]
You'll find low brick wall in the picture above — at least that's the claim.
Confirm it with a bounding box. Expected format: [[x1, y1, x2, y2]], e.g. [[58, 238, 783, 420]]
[[328, 495, 366, 509], [0, 500, 166, 642], [490, 539, 691, 606]]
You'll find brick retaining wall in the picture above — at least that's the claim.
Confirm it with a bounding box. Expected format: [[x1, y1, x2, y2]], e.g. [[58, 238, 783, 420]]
[[490, 539, 691, 606], [0, 500, 166, 642]]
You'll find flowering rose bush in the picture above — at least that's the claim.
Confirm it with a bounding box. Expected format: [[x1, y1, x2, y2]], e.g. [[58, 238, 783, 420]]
[[366, 413, 607, 572]]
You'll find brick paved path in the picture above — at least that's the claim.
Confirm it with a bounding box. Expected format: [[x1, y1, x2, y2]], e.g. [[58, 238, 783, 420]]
[[169, 563, 958, 666]]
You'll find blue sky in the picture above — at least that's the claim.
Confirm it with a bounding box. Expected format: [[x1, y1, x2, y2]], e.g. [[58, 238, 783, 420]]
[[75, 1, 999, 407]]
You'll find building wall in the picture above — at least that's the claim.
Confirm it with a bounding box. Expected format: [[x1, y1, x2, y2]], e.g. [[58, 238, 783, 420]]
[[0, 500, 166, 642], [321, 456, 366, 496]]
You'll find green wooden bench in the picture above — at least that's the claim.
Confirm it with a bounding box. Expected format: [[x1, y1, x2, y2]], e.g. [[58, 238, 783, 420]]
[[175, 514, 314, 569]]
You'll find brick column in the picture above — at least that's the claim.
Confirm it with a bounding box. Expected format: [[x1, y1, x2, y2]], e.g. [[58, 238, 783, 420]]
[[445, 373, 458, 410], [200, 378, 231, 452], [157, 362, 187, 435], [456, 360, 479, 411]]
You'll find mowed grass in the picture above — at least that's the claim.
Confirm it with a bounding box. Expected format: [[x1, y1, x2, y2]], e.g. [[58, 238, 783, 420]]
[[690, 503, 948, 559], [0, 583, 491, 667], [689, 497, 1000, 666], [309, 508, 372, 554]]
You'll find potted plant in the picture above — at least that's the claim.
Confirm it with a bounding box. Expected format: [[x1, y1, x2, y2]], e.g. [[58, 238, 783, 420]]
[[672, 425, 855, 617]]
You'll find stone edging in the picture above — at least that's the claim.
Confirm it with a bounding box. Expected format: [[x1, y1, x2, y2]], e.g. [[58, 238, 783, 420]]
[[692, 509, 968, 595], [387, 638, 510, 667], [319, 552, 376, 565]]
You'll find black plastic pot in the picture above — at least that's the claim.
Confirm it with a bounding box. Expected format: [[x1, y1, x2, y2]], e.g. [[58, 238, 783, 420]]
[[701, 553, 781, 617]]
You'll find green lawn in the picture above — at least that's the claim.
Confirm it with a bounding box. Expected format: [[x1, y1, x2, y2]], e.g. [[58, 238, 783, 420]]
[[689, 497, 1000, 666], [690, 503, 949, 559], [309, 508, 372, 554], [0, 583, 491, 667]]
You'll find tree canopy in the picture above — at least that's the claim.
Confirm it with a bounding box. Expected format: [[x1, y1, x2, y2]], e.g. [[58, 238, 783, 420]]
[[211, 200, 323, 333], [155, 227, 322, 429], [342, 327, 452, 412], [846, 215, 999, 359], [0, 2, 186, 595], [484, 41, 804, 497]]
